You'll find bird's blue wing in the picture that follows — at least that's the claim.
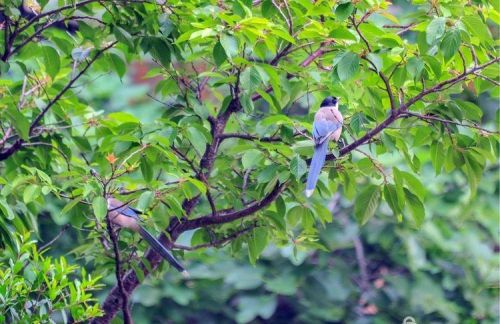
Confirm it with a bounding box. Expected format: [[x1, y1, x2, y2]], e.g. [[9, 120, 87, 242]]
[[120, 206, 140, 219], [313, 120, 341, 144]]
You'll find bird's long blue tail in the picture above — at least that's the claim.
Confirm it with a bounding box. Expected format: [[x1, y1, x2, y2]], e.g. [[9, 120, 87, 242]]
[[138, 226, 188, 277], [305, 140, 329, 197]]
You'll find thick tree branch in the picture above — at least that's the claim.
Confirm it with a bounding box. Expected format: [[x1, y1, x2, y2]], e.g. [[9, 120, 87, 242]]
[[171, 182, 286, 236]]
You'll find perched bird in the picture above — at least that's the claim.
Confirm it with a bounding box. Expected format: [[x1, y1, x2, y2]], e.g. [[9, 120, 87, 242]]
[[107, 197, 189, 277], [305, 96, 343, 197]]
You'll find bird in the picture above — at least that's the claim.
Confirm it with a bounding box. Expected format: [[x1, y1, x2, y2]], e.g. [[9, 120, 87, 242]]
[[305, 96, 343, 197], [106, 197, 189, 277]]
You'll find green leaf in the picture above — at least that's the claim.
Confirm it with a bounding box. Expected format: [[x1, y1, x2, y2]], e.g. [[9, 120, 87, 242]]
[[149, 38, 171, 67], [289, 155, 307, 180], [220, 34, 239, 58], [241, 93, 255, 114], [366, 53, 383, 72], [463, 153, 483, 199], [336, 51, 359, 81], [462, 16, 492, 45], [354, 185, 381, 225], [213, 42, 227, 66], [23, 184, 40, 204], [137, 191, 154, 212], [440, 29, 461, 61], [187, 177, 207, 194], [426, 17, 446, 45], [392, 168, 406, 209], [399, 171, 426, 201], [330, 26, 356, 40], [6, 106, 30, 140], [259, 65, 282, 100], [186, 126, 208, 156], [108, 112, 140, 124], [60, 198, 81, 216], [113, 26, 134, 49], [248, 227, 268, 264], [272, 26, 296, 43], [287, 205, 305, 227], [242, 149, 264, 169], [255, 88, 280, 112], [92, 197, 107, 221], [164, 195, 185, 217], [42, 46, 60, 79], [108, 53, 126, 78], [384, 184, 402, 216], [406, 57, 424, 80], [335, 2, 354, 21], [430, 141, 444, 174], [423, 55, 442, 78], [0, 198, 15, 220], [140, 156, 153, 182], [454, 100, 483, 122], [404, 188, 425, 227]]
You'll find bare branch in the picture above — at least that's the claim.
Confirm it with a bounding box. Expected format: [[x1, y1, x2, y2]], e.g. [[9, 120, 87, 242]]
[[39, 224, 70, 252], [473, 72, 500, 86], [403, 112, 499, 134], [350, 16, 371, 51]]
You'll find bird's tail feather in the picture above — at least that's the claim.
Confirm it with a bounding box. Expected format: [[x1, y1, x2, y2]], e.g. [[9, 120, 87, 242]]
[[305, 140, 329, 197], [138, 226, 188, 277]]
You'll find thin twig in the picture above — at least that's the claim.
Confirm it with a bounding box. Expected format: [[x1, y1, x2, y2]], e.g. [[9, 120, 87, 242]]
[[39, 224, 71, 252], [473, 72, 500, 86], [403, 112, 499, 134], [105, 211, 133, 324]]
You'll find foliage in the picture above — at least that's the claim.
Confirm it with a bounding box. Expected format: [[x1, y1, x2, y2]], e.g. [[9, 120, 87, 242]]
[[0, 233, 103, 323], [0, 0, 498, 322], [128, 164, 499, 323]]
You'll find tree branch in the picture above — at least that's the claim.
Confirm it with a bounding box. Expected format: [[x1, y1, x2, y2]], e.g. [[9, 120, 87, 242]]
[[252, 42, 332, 101], [403, 57, 499, 109], [171, 182, 286, 236], [8, 16, 106, 60]]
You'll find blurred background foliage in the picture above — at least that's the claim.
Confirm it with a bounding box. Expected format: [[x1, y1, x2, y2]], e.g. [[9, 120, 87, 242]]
[[0, 0, 499, 322]]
